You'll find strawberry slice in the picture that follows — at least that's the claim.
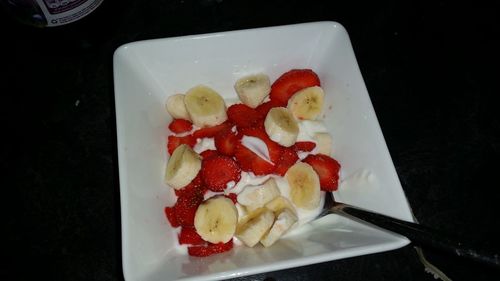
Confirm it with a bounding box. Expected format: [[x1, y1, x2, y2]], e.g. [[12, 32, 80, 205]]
[[200, 149, 219, 159], [164, 206, 179, 228], [234, 144, 275, 175], [238, 126, 281, 163], [178, 226, 205, 245], [214, 127, 240, 156], [274, 147, 299, 176], [192, 121, 233, 139], [167, 135, 196, 155], [187, 239, 233, 257], [270, 69, 321, 106], [201, 155, 241, 192], [174, 172, 207, 198], [303, 154, 341, 191], [292, 141, 316, 152], [255, 100, 280, 119], [168, 119, 193, 134], [227, 104, 260, 128], [235, 126, 282, 176], [174, 193, 204, 227]]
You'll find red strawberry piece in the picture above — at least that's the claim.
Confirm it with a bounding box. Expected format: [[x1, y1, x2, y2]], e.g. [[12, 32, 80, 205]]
[[178, 226, 205, 245], [174, 172, 207, 198], [187, 239, 233, 257], [234, 143, 275, 176], [255, 100, 280, 119], [168, 119, 193, 134], [201, 155, 241, 192], [174, 193, 204, 227], [274, 147, 299, 176], [167, 135, 197, 155], [302, 154, 341, 191], [238, 126, 281, 163], [227, 104, 261, 128], [225, 193, 238, 204], [269, 69, 321, 106], [214, 127, 240, 156], [192, 121, 233, 139], [200, 149, 219, 159], [234, 126, 283, 176], [292, 141, 316, 152], [164, 206, 180, 228]]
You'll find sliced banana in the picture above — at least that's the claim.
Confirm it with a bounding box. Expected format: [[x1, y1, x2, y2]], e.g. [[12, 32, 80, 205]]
[[285, 162, 321, 210], [313, 132, 332, 156], [165, 94, 191, 121], [237, 178, 281, 212], [234, 73, 271, 108], [184, 85, 228, 127], [260, 208, 298, 247], [287, 86, 325, 120], [194, 196, 238, 244], [164, 144, 202, 189], [265, 196, 297, 216], [236, 208, 275, 247], [264, 107, 299, 147]]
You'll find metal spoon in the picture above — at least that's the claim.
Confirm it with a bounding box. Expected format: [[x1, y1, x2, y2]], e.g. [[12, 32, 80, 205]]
[[317, 192, 500, 268]]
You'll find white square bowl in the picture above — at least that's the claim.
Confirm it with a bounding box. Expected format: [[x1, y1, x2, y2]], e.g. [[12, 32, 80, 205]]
[[113, 21, 414, 281]]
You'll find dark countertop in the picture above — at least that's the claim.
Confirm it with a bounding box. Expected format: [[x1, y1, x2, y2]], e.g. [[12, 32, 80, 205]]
[[3, 0, 499, 280]]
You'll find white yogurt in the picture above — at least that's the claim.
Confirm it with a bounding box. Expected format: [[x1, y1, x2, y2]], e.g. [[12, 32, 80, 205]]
[[193, 137, 216, 153]]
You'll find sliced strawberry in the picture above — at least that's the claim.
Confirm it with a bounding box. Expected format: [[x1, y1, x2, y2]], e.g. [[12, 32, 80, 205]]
[[238, 126, 281, 163], [255, 100, 280, 119], [168, 119, 193, 134], [303, 154, 341, 191], [227, 104, 260, 128], [292, 141, 316, 152], [214, 128, 240, 156], [201, 155, 241, 192], [200, 149, 219, 159], [178, 226, 205, 245], [225, 193, 238, 204], [234, 143, 275, 175], [274, 147, 299, 176], [187, 239, 233, 257], [192, 121, 233, 139], [167, 135, 196, 155], [174, 172, 207, 198], [270, 69, 321, 106], [175, 193, 204, 227], [164, 206, 179, 228]]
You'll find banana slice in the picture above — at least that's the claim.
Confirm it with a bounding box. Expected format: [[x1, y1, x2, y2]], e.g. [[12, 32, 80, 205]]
[[194, 196, 238, 244], [164, 144, 202, 189], [237, 178, 281, 212], [264, 107, 299, 147], [285, 162, 321, 209], [265, 196, 297, 216], [236, 208, 275, 247], [165, 94, 191, 121], [260, 208, 298, 247], [313, 132, 332, 156], [234, 73, 271, 108], [184, 85, 228, 127], [287, 86, 325, 120]]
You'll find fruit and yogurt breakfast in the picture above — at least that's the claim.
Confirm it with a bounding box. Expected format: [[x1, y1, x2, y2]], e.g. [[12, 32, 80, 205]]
[[163, 69, 341, 257]]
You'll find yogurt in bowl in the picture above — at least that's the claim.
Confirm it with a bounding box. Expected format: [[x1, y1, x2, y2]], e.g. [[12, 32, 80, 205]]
[[163, 69, 341, 256]]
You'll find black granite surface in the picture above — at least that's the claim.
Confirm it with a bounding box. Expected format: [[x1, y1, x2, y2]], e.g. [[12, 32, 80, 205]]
[[2, 0, 500, 280]]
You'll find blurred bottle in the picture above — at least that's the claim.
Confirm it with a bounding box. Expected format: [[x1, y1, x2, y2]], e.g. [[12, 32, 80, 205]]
[[1, 0, 103, 27]]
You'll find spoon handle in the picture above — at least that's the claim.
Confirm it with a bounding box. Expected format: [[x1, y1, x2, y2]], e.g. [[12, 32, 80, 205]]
[[331, 202, 500, 268]]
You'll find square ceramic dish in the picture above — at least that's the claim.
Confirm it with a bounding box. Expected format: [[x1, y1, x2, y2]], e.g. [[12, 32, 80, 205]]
[[113, 21, 414, 281]]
